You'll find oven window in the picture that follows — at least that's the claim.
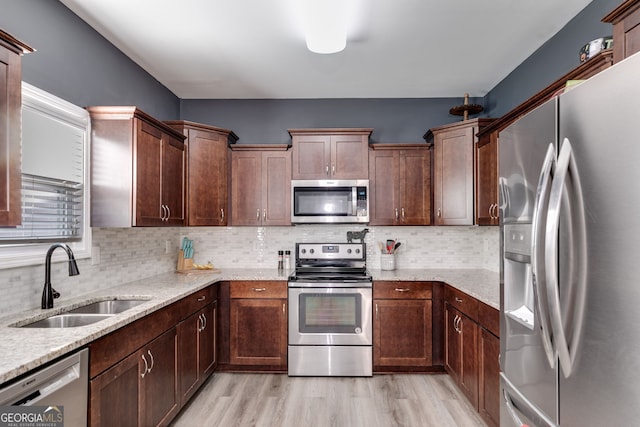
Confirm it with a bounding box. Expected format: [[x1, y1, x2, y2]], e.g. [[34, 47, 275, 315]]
[[298, 293, 362, 333], [293, 187, 353, 216]]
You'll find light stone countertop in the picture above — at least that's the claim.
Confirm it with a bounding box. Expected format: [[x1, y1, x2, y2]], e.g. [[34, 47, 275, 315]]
[[0, 267, 498, 385]]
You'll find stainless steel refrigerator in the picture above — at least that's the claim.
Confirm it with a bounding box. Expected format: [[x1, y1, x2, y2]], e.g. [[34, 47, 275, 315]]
[[499, 50, 640, 426]]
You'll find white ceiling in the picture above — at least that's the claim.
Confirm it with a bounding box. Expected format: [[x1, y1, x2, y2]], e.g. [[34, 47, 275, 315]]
[[59, 0, 593, 100]]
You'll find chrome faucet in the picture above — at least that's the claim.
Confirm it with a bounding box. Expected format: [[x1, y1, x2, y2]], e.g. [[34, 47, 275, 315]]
[[42, 243, 80, 309]]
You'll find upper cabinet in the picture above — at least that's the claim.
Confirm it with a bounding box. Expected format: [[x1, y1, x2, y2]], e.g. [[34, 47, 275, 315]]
[[165, 121, 238, 226], [87, 106, 186, 227], [369, 143, 432, 225], [0, 30, 33, 226], [289, 128, 372, 180], [426, 119, 495, 226], [603, 0, 640, 63], [230, 145, 291, 226], [475, 132, 499, 226]]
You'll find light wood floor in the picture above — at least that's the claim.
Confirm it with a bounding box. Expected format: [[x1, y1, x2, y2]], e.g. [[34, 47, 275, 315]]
[[171, 373, 488, 427]]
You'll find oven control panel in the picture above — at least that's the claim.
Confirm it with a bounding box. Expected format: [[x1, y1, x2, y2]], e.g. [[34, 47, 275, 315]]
[[296, 243, 365, 260]]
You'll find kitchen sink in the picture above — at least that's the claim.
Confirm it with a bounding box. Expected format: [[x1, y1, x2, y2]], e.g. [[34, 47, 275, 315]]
[[20, 314, 115, 328], [11, 297, 151, 328], [67, 298, 149, 314]]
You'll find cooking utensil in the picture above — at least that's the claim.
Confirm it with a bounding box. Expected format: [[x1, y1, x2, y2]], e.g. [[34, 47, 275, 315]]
[[386, 239, 395, 254], [392, 242, 401, 253]]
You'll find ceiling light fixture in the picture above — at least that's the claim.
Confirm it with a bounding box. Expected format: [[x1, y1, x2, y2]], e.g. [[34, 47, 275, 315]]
[[302, 0, 347, 54]]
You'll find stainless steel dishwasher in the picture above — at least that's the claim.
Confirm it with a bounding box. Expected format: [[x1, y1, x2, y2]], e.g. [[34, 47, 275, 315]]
[[0, 348, 88, 426]]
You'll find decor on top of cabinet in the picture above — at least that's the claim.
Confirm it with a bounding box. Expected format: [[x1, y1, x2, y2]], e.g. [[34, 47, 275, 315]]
[[449, 93, 484, 121]]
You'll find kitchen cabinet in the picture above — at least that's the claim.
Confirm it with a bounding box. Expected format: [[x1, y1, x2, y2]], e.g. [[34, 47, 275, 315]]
[[165, 121, 238, 226], [479, 327, 500, 427], [176, 286, 218, 406], [475, 132, 499, 225], [90, 328, 179, 427], [87, 106, 186, 227], [445, 304, 478, 407], [603, 0, 640, 63], [368, 144, 432, 225], [425, 118, 495, 226], [289, 128, 372, 180], [229, 281, 287, 368], [0, 30, 32, 226], [230, 145, 291, 226], [373, 281, 433, 369]]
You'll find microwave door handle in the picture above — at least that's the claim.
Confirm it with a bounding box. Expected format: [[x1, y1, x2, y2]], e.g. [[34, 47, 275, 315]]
[[352, 187, 357, 215]]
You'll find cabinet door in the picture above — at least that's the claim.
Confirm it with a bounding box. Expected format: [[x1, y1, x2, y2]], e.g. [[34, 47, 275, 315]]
[[459, 312, 479, 409], [399, 148, 431, 225], [262, 151, 291, 226], [200, 300, 217, 378], [177, 311, 200, 406], [479, 328, 500, 427], [444, 303, 462, 382], [0, 43, 22, 226], [142, 328, 179, 427], [331, 134, 368, 179], [292, 134, 331, 179], [186, 129, 227, 225], [476, 133, 498, 225], [434, 126, 474, 225], [135, 120, 164, 226], [230, 151, 262, 225], [90, 351, 142, 427], [161, 133, 185, 226], [230, 298, 287, 366], [374, 299, 433, 366], [369, 150, 399, 225]]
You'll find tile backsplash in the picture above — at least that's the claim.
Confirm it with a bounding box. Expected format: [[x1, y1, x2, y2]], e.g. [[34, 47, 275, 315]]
[[0, 225, 498, 316]]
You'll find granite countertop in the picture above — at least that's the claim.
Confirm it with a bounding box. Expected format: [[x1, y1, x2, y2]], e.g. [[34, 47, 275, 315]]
[[0, 268, 498, 385]]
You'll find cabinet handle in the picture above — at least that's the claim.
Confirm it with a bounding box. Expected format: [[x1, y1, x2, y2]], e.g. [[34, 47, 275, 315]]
[[394, 208, 399, 221], [437, 208, 441, 218], [252, 287, 266, 292], [331, 163, 335, 175], [160, 205, 166, 221], [263, 209, 266, 221], [221, 208, 225, 222], [201, 313, 207, 330], [147, 350, 154, 373], [141, 354, 149, 378], [256, 209, 261, 220], [394, 288, 411, 292], [455, 297, 463, 303], [283, 303, 286, 314], [325, 164, 329, 176], [375, 303, 379, 320], [197, 314, 203, 332], [401, 207, 405, 221], [197, 295, 206, 302], [166, 205, 171, 220]]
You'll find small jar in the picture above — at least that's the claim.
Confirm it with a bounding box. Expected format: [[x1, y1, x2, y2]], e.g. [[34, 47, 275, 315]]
[[284, 250, 291, 270], [278, 250, 284, 271]]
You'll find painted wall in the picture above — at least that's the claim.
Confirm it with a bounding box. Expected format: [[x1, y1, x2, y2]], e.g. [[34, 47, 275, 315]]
[[0, 0, 180, 120], [484, 0, 620, 118]]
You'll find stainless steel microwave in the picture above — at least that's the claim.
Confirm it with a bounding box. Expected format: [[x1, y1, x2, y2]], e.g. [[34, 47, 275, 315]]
[[291, 179, 369, 224]]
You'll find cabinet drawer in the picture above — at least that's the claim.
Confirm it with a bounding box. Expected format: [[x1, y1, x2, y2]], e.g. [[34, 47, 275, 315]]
[[231, 281, 287, 299], [180, 285, 217, 316], [445, 286, 479, 321], [374, 281, 433, 299], [478, 301, 499, 338]]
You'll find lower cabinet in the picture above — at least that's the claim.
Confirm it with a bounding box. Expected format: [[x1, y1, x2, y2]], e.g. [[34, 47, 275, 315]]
[[229, 281, 288, 368], [89, 328, 179, 427], [88, 284, 218, 426], [373, 281, 434, 369], [444, 285, 500, 427]]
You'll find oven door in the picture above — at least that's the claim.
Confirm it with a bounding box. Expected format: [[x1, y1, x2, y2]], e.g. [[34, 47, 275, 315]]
[[288, 286, 372, 346]]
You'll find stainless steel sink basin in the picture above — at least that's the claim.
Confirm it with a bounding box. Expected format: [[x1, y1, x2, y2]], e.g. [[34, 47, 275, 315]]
[[20, 314, 114, 328], [67, 299, 148, 314]]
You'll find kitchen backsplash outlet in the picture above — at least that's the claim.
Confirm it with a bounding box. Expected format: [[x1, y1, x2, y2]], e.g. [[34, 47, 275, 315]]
[[0, 225, 498, 316]]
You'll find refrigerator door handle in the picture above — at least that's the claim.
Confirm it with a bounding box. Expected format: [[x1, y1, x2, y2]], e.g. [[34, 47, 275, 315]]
[[502, 374, 559, 427], [531, 143, 557, 367], [545, 138, 588, 378]]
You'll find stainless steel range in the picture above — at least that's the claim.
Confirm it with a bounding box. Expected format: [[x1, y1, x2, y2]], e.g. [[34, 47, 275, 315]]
[[288, 242, 373, 377]]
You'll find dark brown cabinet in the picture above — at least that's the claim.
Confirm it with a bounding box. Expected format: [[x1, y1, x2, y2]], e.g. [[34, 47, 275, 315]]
[[229, 281, 287, 368], [90, 328, 179, 427], [87, 107, 186, 227], [479, 327, 500, 427], [476, 132, 499, 225], [373, 281, 433, 368], [603, 0, 640, 63], [166, 121, 238, 226], [426, 119, 495, 225], [369, 144, 432, 225], [0, 30, 32, 226], [230, 145, 291, 226], [289, 128, 372, 180], [445, 304, 479, 407]]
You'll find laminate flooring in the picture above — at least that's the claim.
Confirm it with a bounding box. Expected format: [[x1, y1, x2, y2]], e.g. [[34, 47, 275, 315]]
[[171, 373, 489, 427]]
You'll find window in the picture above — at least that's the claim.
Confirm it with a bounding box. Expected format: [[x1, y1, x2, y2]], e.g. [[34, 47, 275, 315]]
[[0, 83, 91, 268]]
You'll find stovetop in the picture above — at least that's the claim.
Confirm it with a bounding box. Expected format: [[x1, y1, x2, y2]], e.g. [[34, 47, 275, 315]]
[[288, 242, 371, 284]]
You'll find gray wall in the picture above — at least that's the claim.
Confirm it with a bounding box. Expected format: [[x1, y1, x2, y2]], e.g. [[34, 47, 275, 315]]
[[180, 97, 478, 144], [484, 0, 620, 118], [0, 0, 179, 120]]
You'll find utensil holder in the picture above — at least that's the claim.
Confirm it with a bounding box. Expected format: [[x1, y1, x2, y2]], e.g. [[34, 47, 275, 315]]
[[380, 254, 396, 271], [177, 250, 194, 271]]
